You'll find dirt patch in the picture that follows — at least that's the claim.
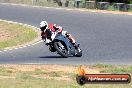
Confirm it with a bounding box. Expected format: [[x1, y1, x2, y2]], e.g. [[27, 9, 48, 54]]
[[0, 30, 11, 41], [0, 64, 100, 73], [0, 64, 100, 81], [0, 64, 70, 72], [0, 76, 15, 79], [0, 22, 13, 41], [0, 20, 40, 50]]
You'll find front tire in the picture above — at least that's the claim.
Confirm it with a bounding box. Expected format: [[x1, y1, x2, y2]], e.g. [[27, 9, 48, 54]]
[[53, 41, 69, 58]]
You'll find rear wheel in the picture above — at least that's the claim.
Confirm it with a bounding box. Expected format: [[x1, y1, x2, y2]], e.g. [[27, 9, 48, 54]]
[[53, 41, 69, 58]]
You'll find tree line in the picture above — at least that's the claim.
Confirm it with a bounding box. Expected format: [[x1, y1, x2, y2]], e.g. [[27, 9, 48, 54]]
[[95, 0, 132, 4]]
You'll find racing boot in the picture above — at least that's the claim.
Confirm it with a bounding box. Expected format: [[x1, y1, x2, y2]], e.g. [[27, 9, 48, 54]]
[[73, 43, 81, 52], [66, 33, 81, 52]]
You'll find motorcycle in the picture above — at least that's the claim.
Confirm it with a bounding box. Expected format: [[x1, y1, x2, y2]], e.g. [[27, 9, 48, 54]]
[[44, 31, 82, 58]]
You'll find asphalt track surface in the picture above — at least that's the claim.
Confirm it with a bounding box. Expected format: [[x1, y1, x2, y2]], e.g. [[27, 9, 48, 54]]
[[0, 3, 132, 65]]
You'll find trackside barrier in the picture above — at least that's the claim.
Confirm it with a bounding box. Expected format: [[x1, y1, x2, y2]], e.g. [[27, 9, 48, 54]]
[[85, 1, 96, 9], [61, 0, 69, 7], [74, 0, 82, 8], [0, 0, 132, 12], [128, 4, 132, 11], [96, 2, 110, 10], [113, 3, 128, 11]]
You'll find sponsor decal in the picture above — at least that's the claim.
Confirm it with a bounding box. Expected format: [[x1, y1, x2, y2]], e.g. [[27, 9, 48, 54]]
[[76, 65, 131, 85]]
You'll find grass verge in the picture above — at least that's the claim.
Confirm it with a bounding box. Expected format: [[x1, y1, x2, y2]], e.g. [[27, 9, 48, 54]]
[[0, 21, 37, 50], [0, 64, 131, 88]]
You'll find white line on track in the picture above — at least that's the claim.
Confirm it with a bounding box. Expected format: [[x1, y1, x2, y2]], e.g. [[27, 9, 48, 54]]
[[19, 47, 23, 49], [0, 3, 132, 52], [0, 19, 42, 53], [3, 50, 7, 52], [14, 48, 18, 50], [8, 49, 13, 51]]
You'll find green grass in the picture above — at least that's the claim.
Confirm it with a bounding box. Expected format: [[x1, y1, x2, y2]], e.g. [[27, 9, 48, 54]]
[[0, 77, 131, 88], [23, 69, 62, 77], [0, 21, 37, 49], [0, 65, 131, 88], [89, 63, 113, 69], [100, 65, 132, 74], [89, 63, 132, 74], [0, 66, 15, 76], [16, 73, 35, 80]]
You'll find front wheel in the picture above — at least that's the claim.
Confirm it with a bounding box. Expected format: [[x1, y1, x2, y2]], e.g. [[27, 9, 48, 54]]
[[53, 41, 69, 58]]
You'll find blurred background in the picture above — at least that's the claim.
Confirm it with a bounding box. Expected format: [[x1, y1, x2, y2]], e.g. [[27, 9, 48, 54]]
[[0, 0, 132, 11]]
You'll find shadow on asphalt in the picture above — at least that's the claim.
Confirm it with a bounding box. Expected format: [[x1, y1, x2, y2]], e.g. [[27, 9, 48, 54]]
[[39, 56, 64, 58], [39, 55, 74, 58]]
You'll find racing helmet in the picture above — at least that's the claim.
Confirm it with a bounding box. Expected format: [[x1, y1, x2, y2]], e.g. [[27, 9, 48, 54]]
[[40, 21, 48, 32]]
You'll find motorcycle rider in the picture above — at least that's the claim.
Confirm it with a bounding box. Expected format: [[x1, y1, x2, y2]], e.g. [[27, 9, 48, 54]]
[[40, 21, 79, 51]]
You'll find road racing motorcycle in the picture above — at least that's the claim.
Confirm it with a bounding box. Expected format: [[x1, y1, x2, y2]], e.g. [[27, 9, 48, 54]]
[[43, 31, 82, 58]]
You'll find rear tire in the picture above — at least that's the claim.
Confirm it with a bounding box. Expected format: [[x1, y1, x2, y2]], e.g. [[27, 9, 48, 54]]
[[53, 41, 69, 58]]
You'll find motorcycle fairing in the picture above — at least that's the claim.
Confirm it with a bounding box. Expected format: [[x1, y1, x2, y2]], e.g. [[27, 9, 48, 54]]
[[54, 34, 76, 55]]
